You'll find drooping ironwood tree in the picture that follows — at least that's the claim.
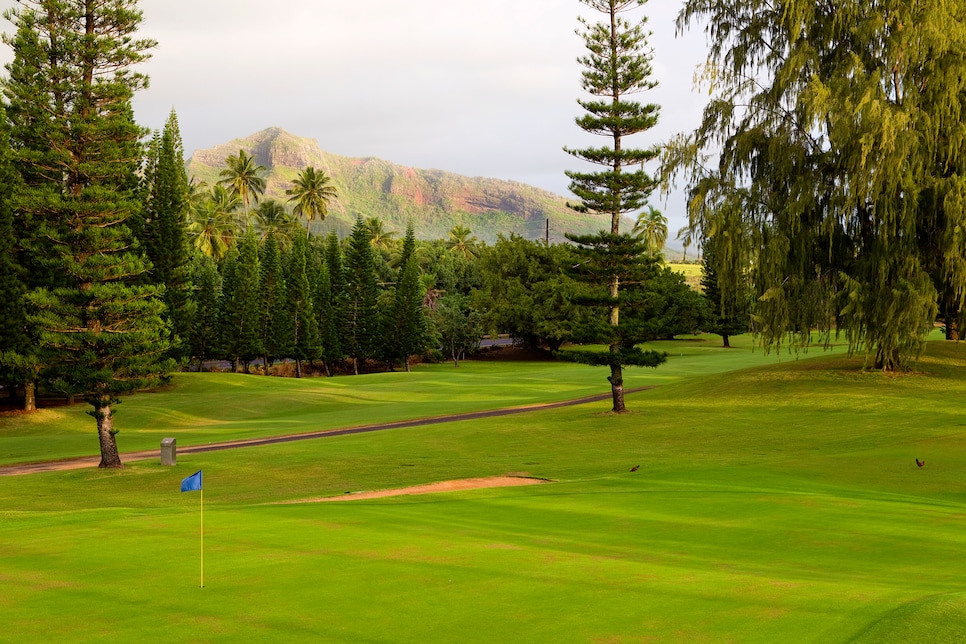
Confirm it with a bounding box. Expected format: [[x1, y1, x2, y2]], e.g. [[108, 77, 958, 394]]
[[666, 0, 966, 370]]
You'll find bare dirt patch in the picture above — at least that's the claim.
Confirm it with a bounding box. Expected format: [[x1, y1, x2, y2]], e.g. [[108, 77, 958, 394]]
[[281, 476, 550, 503]]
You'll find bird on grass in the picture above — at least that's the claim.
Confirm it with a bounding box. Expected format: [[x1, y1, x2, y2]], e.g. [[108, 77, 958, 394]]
[[630, 465, 640, 472], [916, 458, 925, 468]]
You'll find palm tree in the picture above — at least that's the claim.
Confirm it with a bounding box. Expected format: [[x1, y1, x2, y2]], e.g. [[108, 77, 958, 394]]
[[186, 177, 208, 214], [218, 149, 266, 223], [189, 186, 241, 261], [365, 216, 397, 251], [633, 205, 668, 253], [286, 166, 337, 234], [254, 199, 298, 248], [446, 225, 479, 259]]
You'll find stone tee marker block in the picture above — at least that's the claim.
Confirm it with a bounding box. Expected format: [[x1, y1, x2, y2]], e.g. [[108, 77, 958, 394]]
[[161, 437, 177, 466]]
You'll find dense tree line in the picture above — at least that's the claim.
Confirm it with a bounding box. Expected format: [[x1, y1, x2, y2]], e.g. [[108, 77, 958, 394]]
[[0, 0, 731, 467]]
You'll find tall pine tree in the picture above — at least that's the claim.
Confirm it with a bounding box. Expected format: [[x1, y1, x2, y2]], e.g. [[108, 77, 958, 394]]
[[234, 227, 264, 372], [381, 223, 432, 372], [344, 218, 379, 375], [258, 230, 287, 374], [215, 246, 241, 370], [563, 0, 665, 412], [286, 228, 320, 377], [188, 253, 221, 371], [4, 0, 171, 467], [0, 107, 31, 407], [317, 232, 346, 374], [138, 109, 192, 361]]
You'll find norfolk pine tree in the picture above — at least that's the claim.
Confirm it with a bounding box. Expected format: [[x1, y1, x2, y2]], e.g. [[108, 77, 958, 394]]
[[344, 217, 379, 375], [234, 227, 264, 372], [286, 228, 320, 377], [215, 245, 241, 370], [3, 0, 172, 467], [258, 230, 288, 374], [188, 253, 221, 371], [317, 232, 347, 374], [0, 108, 32, 407], [313, 255, 336, 376], [138, 109, 193, 361], [564, 0, 665, 412], [382, 223, 432, 372]]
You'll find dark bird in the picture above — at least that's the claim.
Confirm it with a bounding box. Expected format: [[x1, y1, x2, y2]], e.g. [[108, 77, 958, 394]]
[[630, 465, 640, 472], [916, 458, 925, 468]]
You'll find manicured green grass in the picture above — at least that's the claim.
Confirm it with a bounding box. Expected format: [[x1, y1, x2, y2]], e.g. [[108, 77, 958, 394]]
[[0, 334, 811, 465], [2, 338, 965, 641]]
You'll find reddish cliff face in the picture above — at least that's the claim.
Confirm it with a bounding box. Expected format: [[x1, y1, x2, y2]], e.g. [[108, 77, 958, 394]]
[[383, 167, 431, 206]]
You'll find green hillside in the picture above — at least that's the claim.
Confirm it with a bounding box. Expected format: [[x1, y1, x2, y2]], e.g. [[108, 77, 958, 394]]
[[186, 127, 613, 242]]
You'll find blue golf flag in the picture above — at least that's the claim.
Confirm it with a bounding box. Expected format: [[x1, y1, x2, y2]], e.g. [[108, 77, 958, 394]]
[[181, 470, 203, 493]]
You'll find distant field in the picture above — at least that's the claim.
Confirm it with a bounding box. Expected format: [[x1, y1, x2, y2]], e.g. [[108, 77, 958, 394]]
[[2, 338, 965, 641], [668, 261, 703, 288]]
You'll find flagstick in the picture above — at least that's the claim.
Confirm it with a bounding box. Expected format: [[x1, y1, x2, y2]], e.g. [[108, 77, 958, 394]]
[[200, 488, 205, 589]]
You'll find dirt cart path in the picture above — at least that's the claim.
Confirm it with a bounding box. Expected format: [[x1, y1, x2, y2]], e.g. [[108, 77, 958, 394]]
[[0, 387, 653, 476]]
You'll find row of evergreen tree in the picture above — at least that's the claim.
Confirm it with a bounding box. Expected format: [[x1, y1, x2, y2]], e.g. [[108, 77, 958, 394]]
[[194, 220, 435, 378], [0, 0, 747, 467], [0, 108, 747, 407]]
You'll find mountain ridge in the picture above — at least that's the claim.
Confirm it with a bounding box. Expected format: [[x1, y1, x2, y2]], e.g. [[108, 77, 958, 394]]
[[185, 127, 613, 242]]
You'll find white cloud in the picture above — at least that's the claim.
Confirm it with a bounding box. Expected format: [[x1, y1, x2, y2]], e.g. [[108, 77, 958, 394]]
[[0, 0, 710, 238]]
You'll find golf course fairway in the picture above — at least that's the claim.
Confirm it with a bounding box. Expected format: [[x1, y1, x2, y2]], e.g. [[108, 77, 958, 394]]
[[2, 336, 966, 642]]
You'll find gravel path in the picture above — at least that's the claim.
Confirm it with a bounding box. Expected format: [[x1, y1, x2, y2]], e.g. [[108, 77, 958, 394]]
[[0, 387, 652, 476]]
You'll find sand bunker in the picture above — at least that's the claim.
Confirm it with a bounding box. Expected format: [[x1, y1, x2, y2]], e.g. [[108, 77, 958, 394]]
[[284, 476, 549, 503]]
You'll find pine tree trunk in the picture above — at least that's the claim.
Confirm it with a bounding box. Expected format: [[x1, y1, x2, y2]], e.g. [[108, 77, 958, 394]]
[[722, 333, 731, 348], [94, 401, 122, 469], [608, 272, 623, 411], [23, 381, 36, 412], [405, 356, 411, 373], [609, 363, 625, 413], [295, 358, 302, 378]]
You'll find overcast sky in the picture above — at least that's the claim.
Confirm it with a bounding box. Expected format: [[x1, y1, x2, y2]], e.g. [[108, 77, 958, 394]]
[[0, 0, 709, 239]]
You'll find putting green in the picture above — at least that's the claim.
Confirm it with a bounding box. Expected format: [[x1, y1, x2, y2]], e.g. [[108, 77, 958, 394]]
[[3, 472, 964, 642]]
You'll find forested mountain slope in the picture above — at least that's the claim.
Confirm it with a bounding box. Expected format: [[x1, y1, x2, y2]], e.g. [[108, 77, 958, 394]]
[[186, 127, 612, 242]]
